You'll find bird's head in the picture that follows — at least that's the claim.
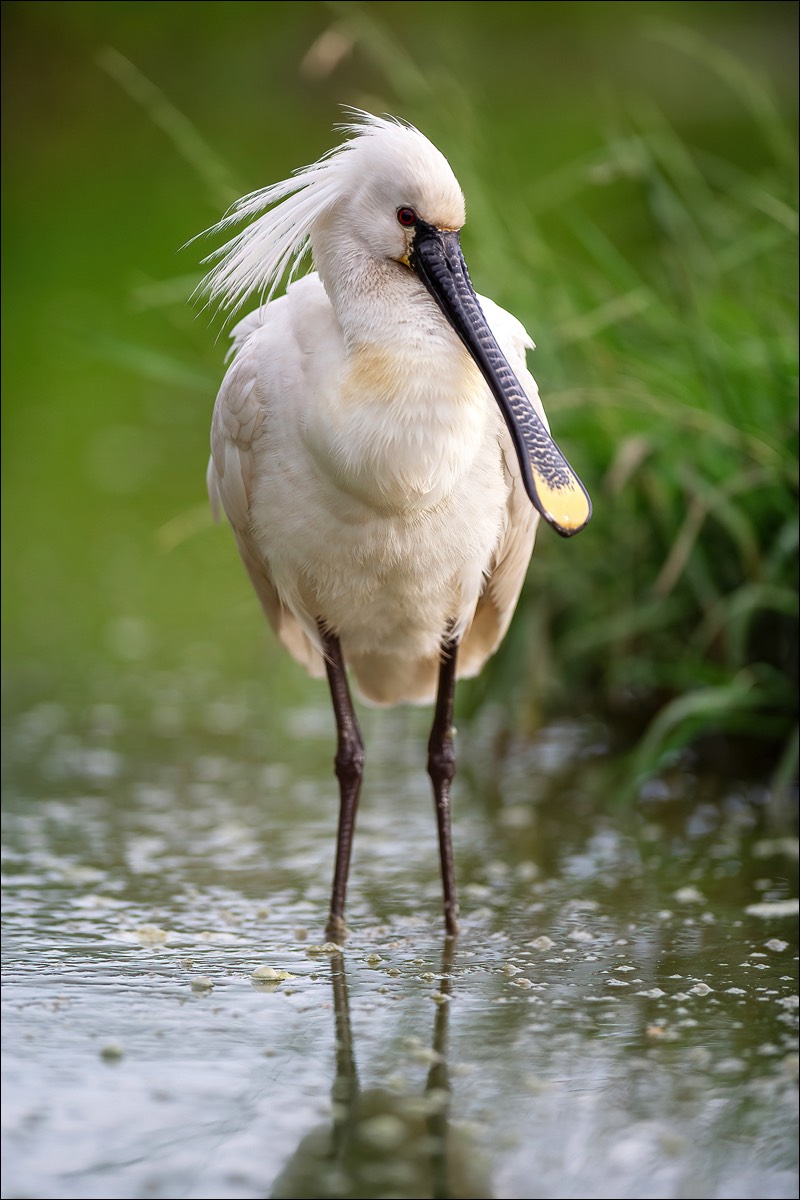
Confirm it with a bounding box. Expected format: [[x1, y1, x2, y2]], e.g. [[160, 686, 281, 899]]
[[310, 114, 466, 274], [199, 111, 467, 311], [198, 112, 591, 538]]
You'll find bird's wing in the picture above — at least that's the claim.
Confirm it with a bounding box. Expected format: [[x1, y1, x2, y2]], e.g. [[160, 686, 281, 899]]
[[459, 297, 541, 677], [207, 298, 326, 678]]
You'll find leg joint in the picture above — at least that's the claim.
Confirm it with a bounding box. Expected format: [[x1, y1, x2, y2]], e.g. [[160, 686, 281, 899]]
[[335, 732, 365, 785]]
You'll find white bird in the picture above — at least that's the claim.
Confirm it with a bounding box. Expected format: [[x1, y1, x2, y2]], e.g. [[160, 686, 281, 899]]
[[201, 112, 591, 937]]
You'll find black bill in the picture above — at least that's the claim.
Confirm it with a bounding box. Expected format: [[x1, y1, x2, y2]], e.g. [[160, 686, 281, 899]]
[[410, 223, 591, 538]]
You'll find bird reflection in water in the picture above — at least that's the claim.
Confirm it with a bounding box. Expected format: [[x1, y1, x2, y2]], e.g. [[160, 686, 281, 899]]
[[270, 941, 492, 1199]]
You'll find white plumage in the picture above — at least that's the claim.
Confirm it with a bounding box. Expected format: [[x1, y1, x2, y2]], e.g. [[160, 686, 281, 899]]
[[200, 112, 589, 934]]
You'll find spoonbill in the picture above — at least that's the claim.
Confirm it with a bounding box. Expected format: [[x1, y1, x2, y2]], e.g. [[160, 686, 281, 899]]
[[201, 112, 591, 937]]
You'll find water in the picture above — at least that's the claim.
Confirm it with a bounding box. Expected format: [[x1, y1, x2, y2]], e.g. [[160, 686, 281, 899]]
[[3, 4, 797, 1196], [2, 682, 797, 1199]]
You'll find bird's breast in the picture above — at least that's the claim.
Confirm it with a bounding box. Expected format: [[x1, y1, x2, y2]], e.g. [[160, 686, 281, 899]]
[[306, 339, 495, 514]]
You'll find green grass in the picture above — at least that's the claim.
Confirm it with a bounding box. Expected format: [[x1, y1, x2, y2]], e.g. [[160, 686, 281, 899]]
[[2, 1, 797, 804], [456, 36, 799, 797]]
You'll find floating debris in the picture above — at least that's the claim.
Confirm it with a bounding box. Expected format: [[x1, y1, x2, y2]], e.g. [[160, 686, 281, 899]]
[[673, 886, 706, 904], [131, 924, 170, 944], [251, 966, 297, 981], [745, 900, 799, 918], [100, 1041, 124, 1062], [305, 942, 344, 956]]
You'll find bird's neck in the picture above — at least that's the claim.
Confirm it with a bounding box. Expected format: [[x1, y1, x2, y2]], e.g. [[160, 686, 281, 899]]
[[303, 258, 494, 513], [330, 260, 483, 415], [317, 245, 465, 382]]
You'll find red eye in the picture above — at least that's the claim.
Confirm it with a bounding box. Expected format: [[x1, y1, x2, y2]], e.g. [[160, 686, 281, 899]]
[[397, 207, 417, 227]]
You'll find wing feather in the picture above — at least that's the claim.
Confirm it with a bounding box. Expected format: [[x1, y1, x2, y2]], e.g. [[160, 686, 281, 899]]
[[207, 315, 325, 678]]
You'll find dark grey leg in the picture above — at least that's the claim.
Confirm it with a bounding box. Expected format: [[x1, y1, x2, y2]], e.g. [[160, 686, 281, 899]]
[[319, 625, 365, 940], [427, 637, 460, 936]]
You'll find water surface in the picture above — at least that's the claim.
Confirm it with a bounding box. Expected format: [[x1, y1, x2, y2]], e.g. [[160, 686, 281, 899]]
[[2, 682, 797, 1199]]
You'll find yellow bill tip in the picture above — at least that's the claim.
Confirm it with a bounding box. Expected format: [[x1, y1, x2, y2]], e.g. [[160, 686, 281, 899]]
[[532, 466, 592, 537]]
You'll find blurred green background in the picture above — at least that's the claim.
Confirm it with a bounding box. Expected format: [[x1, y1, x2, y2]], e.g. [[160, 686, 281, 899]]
[[2, 1, 797, 794]]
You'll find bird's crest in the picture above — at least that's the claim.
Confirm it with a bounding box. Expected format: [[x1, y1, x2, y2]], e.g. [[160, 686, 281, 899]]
[[196, 110, 428, 319]]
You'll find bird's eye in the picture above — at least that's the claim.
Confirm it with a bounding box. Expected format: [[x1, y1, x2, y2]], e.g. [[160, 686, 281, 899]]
[[396, 207, 417, 227]]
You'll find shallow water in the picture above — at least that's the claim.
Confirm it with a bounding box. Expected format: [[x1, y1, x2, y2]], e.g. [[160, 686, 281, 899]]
[[2, 681, 798, 1200]]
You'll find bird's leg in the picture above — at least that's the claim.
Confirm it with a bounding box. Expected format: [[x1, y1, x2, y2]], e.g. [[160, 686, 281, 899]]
[[428, 636, 460, 936], [319, 625, 365, 941]]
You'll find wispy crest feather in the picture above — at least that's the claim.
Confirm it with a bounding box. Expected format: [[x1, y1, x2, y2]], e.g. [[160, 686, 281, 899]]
[[198, 110, 416, 318]]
